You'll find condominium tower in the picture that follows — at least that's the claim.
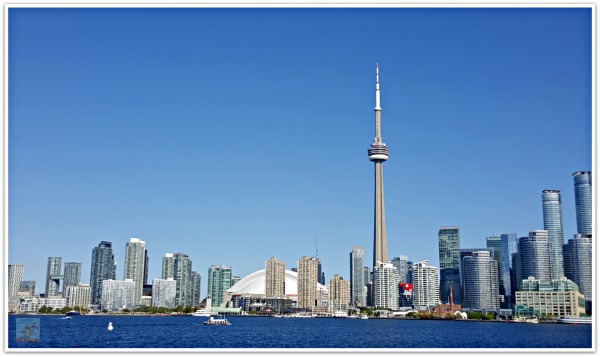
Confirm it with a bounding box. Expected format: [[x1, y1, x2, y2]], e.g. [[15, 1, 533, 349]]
[[368, 64, 390, 269], [90, 241, 117, 305], [573, 171, 592, 235], [297, 256, 319, 309], [207, 264, 233, 307], [438, 226, 461, 304], [542, 190, 564, 278], [265, 257, 286, 298], [63, 262, 82, 290], [563, 233, 592, 311], [45, 257, 62, 297], [123, 238, 146, 306], [518, 230, 553, 282], [373, 261, 401, 309], [412, 260, 439, 309], [461, 251, 499, 310], [8, 264, 24, 310], [349, 246, 366, 307]]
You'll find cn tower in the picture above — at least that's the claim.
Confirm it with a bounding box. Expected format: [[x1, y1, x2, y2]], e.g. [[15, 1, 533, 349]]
[[368, 64, 389, 269]]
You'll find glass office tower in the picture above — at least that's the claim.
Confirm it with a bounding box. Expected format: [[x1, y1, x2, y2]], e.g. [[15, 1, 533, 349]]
[[438, 226, 461, 304]]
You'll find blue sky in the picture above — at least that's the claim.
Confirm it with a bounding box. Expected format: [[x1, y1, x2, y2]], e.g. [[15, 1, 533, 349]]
[[7, 7, 592, 295]]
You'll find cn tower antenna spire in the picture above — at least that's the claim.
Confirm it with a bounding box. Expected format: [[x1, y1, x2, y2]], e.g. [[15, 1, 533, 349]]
[[368, 63, 389, 271]]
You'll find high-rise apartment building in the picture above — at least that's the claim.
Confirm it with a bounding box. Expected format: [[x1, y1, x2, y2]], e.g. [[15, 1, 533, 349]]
[[143, 250, 149, 285], [563, 233, 592, 312], [172, 253, 193, 307], [573, 171, 592, 235], [265, 257, 286, 298], [461, 251, 499, 310], [191, 271, 201, 307], [123, 238, 146, 306], [350, 246, 366, 307], [63, 262, 82, 290], [542, 190, 565, 278], [152, 278, 177, 308], [8, 264, 24, 310], [368, 64, 390, 271], [100, 279, 136, 312], [412, 260, 439, 309], [328, 274, 350, 312], [297, 256, 319, 309], [65, 283, 91, 309], [207, 264, 232, 307], [45, 257, 63, 297], [90, 241, 117, 305], [518, 230, 553, 282], [499, 233, 518, 306], [373, 261, 401, 309], [438, 226, 461, 304]]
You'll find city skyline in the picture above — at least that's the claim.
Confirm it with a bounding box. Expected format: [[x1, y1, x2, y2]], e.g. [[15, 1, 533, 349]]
[[6, 7, 593, 294]]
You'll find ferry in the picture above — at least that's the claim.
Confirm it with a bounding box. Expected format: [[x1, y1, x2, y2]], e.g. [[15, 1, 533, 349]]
[[557, 316, 592, 324], [191, 309, 214, 317], [203, 316, 231, 326]]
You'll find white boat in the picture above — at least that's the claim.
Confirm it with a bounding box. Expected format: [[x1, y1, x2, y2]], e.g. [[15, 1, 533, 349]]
[[203, 316, 231, 326], [191, 309, 213, 317], [107, 322, 114, 331], [557, 316, 592, 324], [360, 314, 369, 320], [525, 316, 538, 324]]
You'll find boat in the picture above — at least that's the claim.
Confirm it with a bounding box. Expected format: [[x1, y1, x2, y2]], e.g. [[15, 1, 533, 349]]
[[557, 316, 592, 324], [66, 310, 81, 316], [360, 314, 369, 320], [107, 322, 114, 331], [203, 316, 231, 326], [191, 309, 213, 317], [525, 316, 538, 324]]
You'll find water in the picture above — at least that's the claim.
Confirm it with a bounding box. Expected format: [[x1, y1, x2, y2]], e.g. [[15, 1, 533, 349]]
[[8, 315, 593, 350]]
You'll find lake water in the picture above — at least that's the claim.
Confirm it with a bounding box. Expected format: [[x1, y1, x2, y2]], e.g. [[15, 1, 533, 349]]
[[7, 315, 593, 350]]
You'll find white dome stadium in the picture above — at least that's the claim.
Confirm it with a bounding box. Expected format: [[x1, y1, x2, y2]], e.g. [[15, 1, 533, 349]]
[[226, 269, 328, 297]]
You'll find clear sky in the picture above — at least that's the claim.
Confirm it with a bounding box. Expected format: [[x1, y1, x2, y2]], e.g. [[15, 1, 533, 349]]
[[6, 6, 593, 296]]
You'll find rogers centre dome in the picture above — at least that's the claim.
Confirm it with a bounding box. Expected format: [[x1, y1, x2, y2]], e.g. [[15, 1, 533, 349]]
[[224, 269, 328, 301]]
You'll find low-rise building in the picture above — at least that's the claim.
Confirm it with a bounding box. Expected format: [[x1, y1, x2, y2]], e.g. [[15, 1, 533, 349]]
[[514, 277, 585, 318]]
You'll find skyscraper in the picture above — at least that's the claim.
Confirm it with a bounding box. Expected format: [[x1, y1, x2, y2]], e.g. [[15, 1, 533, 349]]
[[63, 262, 82, 291], [45, 257, 62, 297], [297, 256, 319, 309], [8, 264, 24, 310], [368, 64, 390, 270], [349, 246, 366, 307], [265, 257, 286, 298], [542, 190, 565, 278], [328, 274, 350, 313], [162, 253, 194, 307], [123, 238, 146, 306], [573, 171, 592, 235], [518, 230, 553, 282], [563, 233, 592, 312], [412, 260, 439, 309], [438, 226, 461, 304], [207, 264, 232, 307], [90, 241, 116, 305], [373, 261, 401, 309], [499, 233, 518, 306], [461, 251, 499, 310], [190, 271, 201, 307]]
